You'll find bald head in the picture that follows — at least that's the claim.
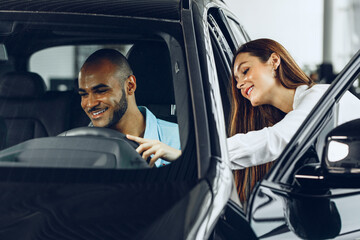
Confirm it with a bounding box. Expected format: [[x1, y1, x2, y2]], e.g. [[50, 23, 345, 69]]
[[81, 48, 133, 85], [78, 49, 137, 129]]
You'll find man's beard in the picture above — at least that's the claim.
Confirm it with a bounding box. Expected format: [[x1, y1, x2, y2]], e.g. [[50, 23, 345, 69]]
[[105, 88, 128, 128]]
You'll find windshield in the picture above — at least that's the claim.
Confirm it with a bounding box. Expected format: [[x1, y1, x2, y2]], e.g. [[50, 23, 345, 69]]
[[0, 10, 200, 238]]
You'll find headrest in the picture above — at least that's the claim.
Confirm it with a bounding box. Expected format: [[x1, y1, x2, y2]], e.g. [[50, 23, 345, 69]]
[[0, 71, 46, 98], [126, 41, 175, 105]]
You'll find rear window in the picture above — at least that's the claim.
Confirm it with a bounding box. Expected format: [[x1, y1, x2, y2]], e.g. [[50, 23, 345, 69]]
[[29, 45, 132, 91]]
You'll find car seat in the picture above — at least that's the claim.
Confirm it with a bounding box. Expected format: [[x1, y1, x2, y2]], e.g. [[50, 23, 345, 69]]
[[126, 41, 177, 123], [0, 71, 74, 147], [0, 71, 48, 147]]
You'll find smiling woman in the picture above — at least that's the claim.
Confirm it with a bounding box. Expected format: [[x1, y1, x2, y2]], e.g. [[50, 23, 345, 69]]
[[227, 38, 360, 205], [233, 52, 295, 113]]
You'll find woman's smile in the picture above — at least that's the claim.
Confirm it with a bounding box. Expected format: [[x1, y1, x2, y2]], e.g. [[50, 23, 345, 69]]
[[245, 85, 254, 97], [234, 52, 280, 107]]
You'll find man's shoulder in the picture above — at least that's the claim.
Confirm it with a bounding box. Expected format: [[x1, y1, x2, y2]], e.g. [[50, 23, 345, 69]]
[[156, 118, 179, 138], [140, 105, 178, 129], [156, 118, 180, 149], [156, 118, 178, 128]]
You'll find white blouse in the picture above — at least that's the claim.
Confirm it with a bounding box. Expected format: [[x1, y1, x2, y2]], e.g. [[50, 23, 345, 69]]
[[227, 84, 360, 170]]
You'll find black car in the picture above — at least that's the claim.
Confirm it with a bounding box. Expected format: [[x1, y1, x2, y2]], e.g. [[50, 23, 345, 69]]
[[0, 0, 359, 239]]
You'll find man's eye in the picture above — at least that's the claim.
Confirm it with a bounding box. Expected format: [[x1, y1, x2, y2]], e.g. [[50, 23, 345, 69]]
[[79, 93, 87, 97], [95, 89, 108, 94]]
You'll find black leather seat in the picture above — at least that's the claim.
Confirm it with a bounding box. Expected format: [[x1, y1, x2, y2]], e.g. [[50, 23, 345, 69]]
[[0, 72, 83, 148], [126, 41, 177, 122], [0, 72, 48, 147]]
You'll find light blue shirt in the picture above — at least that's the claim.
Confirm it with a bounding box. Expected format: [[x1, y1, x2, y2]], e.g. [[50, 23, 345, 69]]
[[138, 106, 180, 167]]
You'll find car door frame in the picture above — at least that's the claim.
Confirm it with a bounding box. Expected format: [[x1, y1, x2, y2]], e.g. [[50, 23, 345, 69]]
[[247, 50, 360, 238]]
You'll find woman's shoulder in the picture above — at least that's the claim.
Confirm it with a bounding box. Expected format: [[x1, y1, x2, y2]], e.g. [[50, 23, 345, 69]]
[[297, 84, 329, 96], [309, 84, 330, 90], [293, 84, 329, 109]]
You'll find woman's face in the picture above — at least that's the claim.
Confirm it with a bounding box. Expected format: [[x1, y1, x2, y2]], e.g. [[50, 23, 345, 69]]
[[233, 52, 280, 107]]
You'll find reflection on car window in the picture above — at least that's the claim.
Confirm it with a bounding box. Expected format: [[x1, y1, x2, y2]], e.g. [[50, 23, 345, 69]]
[[225, 16, 247, 48], [350, 76, 360, 98]]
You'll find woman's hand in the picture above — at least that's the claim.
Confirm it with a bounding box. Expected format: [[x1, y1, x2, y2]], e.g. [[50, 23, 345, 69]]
[[126, 134, 181, 167]]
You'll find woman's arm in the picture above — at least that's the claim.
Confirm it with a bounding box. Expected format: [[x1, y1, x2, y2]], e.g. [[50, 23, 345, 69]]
[[228, 108, 307, 169], [228, 85, 327, 169]]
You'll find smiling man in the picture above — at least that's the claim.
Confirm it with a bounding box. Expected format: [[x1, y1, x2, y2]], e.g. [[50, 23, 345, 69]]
[[78, 49, 181, 167]]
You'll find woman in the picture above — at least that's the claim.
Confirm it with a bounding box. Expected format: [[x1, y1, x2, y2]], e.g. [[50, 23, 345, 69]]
[[228, 38, 360, 204]]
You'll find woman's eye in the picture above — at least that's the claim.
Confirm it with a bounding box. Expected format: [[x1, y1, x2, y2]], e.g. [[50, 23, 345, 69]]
[[243, 68, 249, 75]]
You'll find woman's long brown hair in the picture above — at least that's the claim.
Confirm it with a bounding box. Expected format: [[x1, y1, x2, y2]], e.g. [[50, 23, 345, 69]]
[[229, 39, 315, 204]]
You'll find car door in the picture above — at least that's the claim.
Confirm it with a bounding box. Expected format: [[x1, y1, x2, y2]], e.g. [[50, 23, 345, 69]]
[[247, 50, 360, 239], [198, 5, 259, 239]]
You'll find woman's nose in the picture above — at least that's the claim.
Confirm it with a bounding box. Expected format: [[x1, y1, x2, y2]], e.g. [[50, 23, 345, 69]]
[[236, 81, 244, 90]]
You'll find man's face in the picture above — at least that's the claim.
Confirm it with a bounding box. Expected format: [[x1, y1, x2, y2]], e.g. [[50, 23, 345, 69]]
[[78, 60, 128, 128]]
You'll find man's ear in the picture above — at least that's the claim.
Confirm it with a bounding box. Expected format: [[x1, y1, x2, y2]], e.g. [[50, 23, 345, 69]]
[[126, 75, 137, 95], [270, 52, 281, 70]]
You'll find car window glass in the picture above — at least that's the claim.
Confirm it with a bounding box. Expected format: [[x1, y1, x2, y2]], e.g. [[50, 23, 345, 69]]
[[29, 45, 132, 91], [0, 17, 187, 172], [225, 16, 247, 48], [208, 13, 233, 64], [208, 14, 233, 131]]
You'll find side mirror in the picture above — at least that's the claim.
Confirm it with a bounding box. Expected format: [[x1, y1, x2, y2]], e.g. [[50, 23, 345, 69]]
[[322, 118, 360, 186]]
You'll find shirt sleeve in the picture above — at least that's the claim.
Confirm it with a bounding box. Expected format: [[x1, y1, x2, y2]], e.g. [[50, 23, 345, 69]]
[[227, 85, 326, 170]]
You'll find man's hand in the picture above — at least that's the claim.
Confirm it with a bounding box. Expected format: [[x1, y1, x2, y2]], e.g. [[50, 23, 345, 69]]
[[126, 134, 181, 167]]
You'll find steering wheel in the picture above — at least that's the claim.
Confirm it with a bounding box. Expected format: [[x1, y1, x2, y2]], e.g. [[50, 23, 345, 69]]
[[59, 127, 139, 148], [59, 127, 150, 168]]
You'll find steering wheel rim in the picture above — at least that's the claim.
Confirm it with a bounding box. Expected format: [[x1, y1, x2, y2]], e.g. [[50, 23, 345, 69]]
[[59, 127, 150, 168], [59, 127, 139, 149]]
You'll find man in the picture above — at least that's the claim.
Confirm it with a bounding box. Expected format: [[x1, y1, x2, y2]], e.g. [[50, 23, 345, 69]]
[[78, 48, 181, 167]]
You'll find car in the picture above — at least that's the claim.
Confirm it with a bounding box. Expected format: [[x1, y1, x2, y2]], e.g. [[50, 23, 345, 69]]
[[0, 0, 359, 239]]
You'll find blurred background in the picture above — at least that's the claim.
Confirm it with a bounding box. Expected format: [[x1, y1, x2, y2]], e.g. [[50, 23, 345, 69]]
[[30, 0, 360, 94], [224, 0, 360, 92]]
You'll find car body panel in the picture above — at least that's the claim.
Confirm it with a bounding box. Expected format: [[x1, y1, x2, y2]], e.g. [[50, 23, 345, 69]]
[[250, 185, 360, 239], [0, 0, 181, 21]]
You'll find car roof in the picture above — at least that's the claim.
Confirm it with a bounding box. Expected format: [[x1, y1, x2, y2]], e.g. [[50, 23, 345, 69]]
[[0, 0, 182, 21]]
